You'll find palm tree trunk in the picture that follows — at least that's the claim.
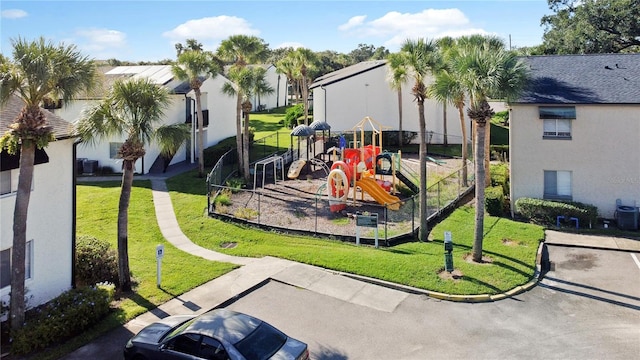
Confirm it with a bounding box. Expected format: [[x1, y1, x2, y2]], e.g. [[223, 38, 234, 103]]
[[9, 141, 35, 331], [235, 95, 243, 176], [118, 160, 134, 291], [484, 120, 491, 186], [443, 102, 448, 146], [473, 121, 486, 262], [195, 89, 205, 178], [458, 105, 468, 187], [243, 112, 251, 182], [418, 100, 428, 242], [302, 77, 309, 125], [397, 88, 403, 147]]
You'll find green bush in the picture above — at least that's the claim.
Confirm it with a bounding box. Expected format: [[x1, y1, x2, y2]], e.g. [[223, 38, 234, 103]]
[[11, 283, 115, 355], [514, 197, 598, 228], [490, 162, 509, 196], [203, 137, 236, 167], [485, 186, 505, 216], [284, 104, 304, 128], [75, 235, 119, 287]]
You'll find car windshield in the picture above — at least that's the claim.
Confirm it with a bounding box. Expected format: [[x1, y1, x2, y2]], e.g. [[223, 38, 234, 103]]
[[234, 322, 287, 360], [163, 318, 197, 342]]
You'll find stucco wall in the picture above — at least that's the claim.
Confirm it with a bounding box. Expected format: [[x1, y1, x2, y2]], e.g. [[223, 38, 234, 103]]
[[1, 138, 75, 309], [510, 104, 640, 219], [312, 64, 466, 144]]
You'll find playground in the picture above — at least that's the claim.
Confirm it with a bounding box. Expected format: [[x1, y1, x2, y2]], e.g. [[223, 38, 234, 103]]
[[210, 117, 473, 243]]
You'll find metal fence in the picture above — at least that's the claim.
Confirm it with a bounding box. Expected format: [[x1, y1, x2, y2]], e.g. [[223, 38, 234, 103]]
[[207, 161, 474, 245]]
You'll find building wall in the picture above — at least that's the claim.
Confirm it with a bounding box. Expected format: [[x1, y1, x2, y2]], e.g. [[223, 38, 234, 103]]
[[312, 65, 465, 144], [250, 65, 288, 110], [1, 138, 75, 310], [510, 104, 640, 219]]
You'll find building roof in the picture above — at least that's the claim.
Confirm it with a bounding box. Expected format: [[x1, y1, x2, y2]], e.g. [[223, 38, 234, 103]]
[[515, 53, 640, 105], [0, 95, 74, 139], [309, 60, 387, 90]]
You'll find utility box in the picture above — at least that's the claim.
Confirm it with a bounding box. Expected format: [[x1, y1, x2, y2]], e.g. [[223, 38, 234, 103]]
[[83, 159, 99, 174], [616, 205, 639, 230]]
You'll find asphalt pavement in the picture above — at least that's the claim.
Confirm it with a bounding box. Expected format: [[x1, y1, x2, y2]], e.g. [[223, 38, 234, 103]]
[[63, 163, 640, 360]]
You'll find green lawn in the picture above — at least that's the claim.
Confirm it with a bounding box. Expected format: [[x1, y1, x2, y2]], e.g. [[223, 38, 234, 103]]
[[168, 170, 544, 295]]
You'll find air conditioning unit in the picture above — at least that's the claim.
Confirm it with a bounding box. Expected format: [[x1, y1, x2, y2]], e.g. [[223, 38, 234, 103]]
[[615, 205, 639, 231], [82, 160, 99, 174]]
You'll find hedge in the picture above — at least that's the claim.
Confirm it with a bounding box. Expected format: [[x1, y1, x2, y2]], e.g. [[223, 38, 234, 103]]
[[514, 197, 598, 228]]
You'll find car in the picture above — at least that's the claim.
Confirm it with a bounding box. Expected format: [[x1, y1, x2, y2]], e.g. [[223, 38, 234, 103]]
[[124, 308, 310, 360]]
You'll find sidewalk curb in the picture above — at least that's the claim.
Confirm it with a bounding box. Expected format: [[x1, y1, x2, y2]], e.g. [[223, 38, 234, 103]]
[[326, 241, 546, 303]]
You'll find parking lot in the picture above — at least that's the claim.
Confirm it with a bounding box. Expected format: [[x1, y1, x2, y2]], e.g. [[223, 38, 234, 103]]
[[226, 245, 640, 359]]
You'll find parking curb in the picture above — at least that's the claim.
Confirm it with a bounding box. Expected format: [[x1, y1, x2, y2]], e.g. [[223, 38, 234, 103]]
[[334, 241, 546, 303]]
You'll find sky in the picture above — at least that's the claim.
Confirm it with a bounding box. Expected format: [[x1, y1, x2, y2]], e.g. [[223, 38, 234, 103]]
[[1, 1, 553, 62]]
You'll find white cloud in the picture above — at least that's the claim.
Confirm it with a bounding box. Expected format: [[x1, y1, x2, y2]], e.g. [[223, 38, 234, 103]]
[[339, 8, 490, 50], [275, 42, 304, 50], [1, 9, 27, 19], [163, 16, 260, 43], [75, 28, 127, 59], [338, 15, 367, 31]]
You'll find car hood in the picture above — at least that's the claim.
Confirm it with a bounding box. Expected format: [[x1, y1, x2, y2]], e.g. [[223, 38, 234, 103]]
[[270, 337, 308, 360], [132, 315, 195, 345]]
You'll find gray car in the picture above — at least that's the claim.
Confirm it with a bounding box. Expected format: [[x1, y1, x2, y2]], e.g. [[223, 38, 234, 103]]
[[123, 308, 309, 360]]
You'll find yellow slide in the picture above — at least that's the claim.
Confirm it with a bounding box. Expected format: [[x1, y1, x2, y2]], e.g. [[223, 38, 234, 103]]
[[356, 178, 401, 210], [287, 159, 306, 179]]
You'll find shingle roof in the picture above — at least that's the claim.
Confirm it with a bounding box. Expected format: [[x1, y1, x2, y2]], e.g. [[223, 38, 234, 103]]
[[515, 53, 640, 104], [0, 95, 74, 139], [309, 60, 387, 90]]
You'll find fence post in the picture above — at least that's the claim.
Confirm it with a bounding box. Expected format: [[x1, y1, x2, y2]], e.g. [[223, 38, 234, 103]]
[[258, 192, 261, 225], [315, 197, 318, 234]]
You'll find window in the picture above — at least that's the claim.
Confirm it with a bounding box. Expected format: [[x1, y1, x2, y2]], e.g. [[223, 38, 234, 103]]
[[168, 333, 200, 356], [544, 170, 572, 200], [186, 110, 210, 129], [109, 142, 123, 159], [200, 336, 229, 360], [1, 240, 34, 289], [1, 171, 11, 195], [540, 106, 575, 139]]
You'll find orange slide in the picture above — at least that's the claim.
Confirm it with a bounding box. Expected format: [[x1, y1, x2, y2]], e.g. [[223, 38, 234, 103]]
[[355, 177, 401, 210]]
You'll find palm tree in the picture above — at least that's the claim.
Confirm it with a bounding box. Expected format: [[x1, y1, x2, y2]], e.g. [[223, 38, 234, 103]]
[[172, 49, 222, 177], [398, 38, 440, 242], [217, 35, 269, 178], [291, 48, 319, 125], [453, 38, 529, 262], [222, 66, 274, 181], [386, 52, 409, 147], [0, 37, 96, 332], [429, 37, 470, 186], [76, 77, 190, 291], [275, 53, 298, 107]]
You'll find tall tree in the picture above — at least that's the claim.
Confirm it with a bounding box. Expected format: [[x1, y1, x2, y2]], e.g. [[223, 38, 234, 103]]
[[222, 66, 274, 181], [291, 48, 319, 125], [0, 37, 96, 332], [453, 39, 529, 262], [398, 38, 440, 242], [76, 78, 190, 291], [175, 38, 204, 57], [386, 52, 409, 147], [217, 35, 269, 178], [172, 49, 222, 177], [541, 0, 640, 54]]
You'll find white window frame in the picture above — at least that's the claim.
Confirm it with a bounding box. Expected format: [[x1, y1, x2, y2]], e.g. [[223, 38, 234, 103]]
[[109, 142, 124, 159], [544, 170, 572, 200], [0, 169, 20, 196], [540, 106, 575, 139], [0, 240, 34, 289]]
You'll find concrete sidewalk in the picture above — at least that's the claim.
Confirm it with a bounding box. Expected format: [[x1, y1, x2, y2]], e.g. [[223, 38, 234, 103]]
[[66, 165, 640, 359]]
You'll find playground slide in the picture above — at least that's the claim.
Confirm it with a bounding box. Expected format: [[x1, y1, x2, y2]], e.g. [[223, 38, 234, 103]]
[[397, 170, 419, 193], [356, 177, 401, 210], [287, 159, 306, 179]]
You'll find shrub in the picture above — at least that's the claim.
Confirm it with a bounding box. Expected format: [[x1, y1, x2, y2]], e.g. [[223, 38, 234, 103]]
[[284, 104, 304, 128], [75, 235, 119, 287], [225, 177, 245, 193], [490, 162, 509, 196], [214, 189, 233, 207], [515, 197, 598, 228], [485, 186, 505, 216], [11, 283, 115, 355], [203, 137, 236, 167]]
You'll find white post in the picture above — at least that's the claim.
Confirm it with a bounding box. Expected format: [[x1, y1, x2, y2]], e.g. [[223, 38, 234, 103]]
[[156, 244, 164, 288]]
